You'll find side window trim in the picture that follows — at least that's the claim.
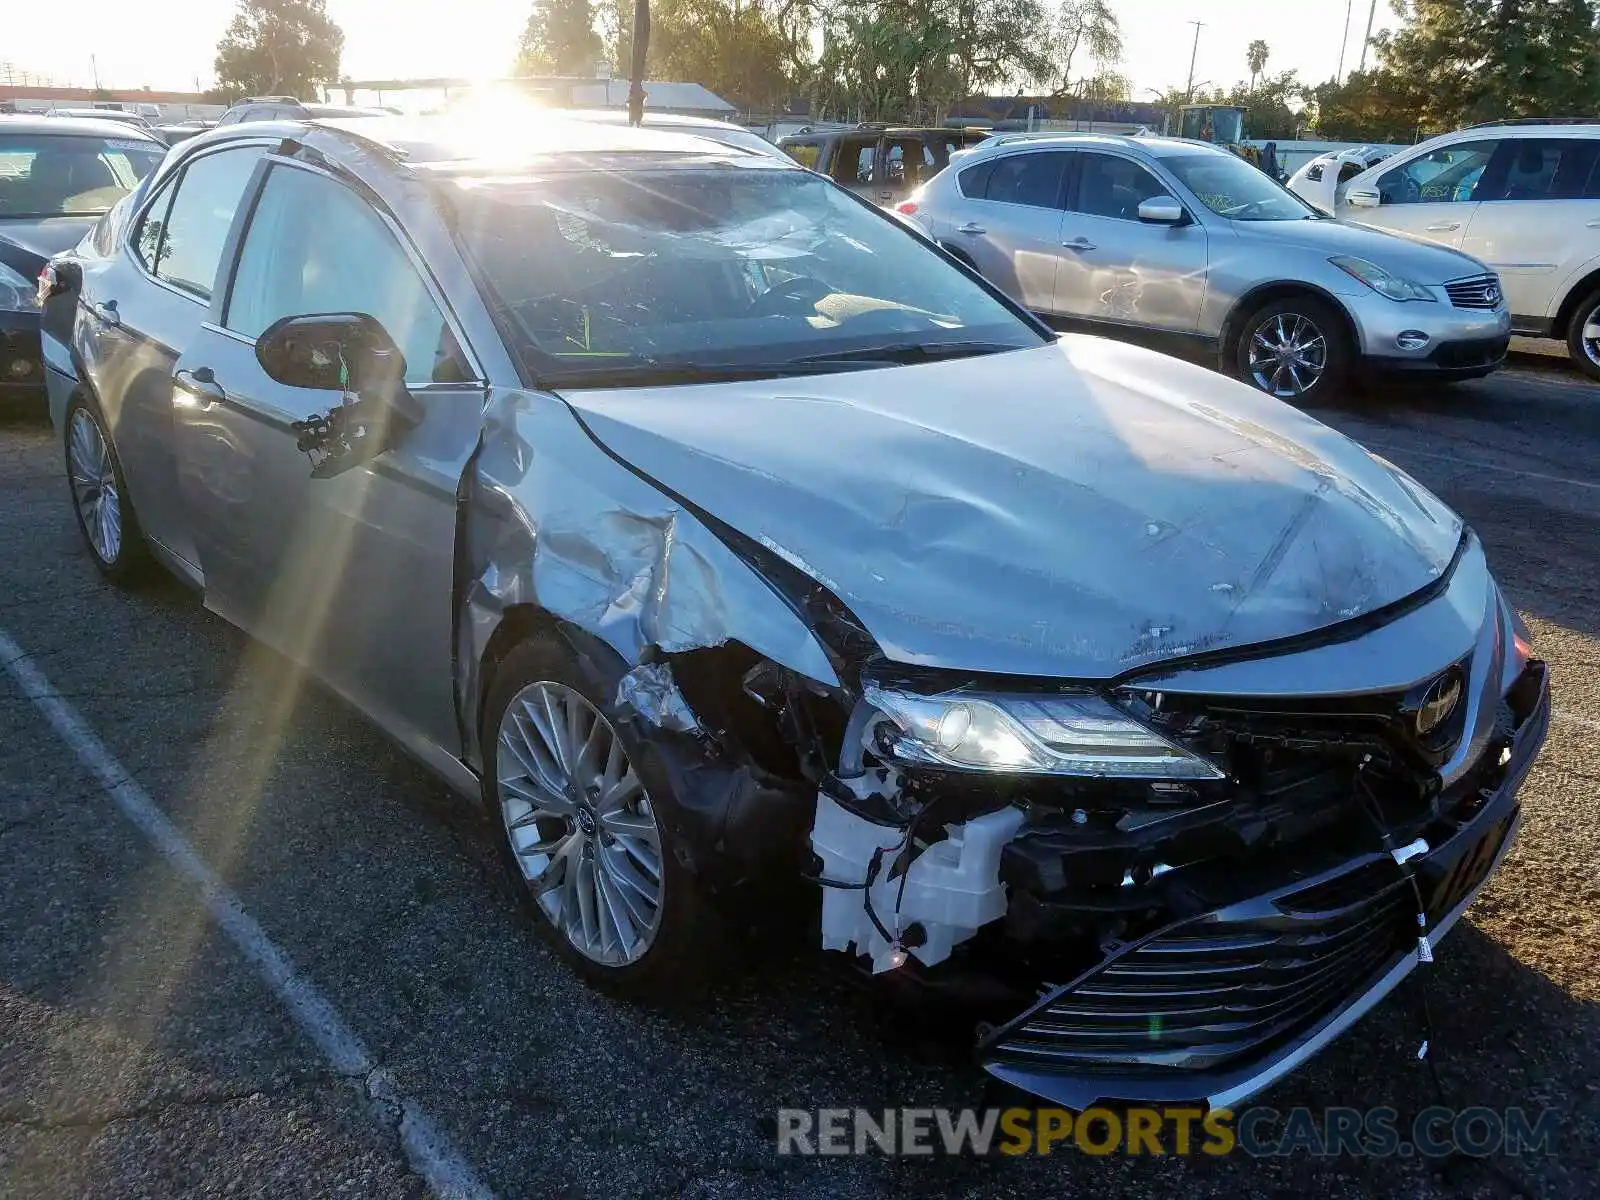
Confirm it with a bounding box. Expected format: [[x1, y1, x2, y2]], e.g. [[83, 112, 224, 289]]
[[217, 156, 486, 385], [123, 139, 279, 303]]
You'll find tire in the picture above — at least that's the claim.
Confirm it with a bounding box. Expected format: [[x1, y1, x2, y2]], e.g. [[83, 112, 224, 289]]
[[63, 396, 150, 582], [481, 632, 715, 998], [1231, 295, 1351, 401], [1563, 288, 1600, 382]]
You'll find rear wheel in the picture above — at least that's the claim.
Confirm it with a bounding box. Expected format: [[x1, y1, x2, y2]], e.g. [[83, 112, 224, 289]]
[[1232, 296, 1350, 401], [64, 397, 148, 581], [1562, 288, 1600, 382]]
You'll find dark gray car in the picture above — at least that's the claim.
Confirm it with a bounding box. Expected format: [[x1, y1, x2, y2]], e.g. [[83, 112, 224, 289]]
[[39, 115, 1549, 1111]]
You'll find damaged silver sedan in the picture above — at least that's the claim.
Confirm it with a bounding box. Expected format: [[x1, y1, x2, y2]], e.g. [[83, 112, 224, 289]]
[[40, 115, 1550, 1110]]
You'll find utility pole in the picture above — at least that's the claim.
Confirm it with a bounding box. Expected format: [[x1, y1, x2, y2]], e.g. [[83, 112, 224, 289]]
[[1335, 0, 1352, 84], [1185, 21, 1205, 102], [91, 54, 101, 92], [1358, 0, 1379, 73]]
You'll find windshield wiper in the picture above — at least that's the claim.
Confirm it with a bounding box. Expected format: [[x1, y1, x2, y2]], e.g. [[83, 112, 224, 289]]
[[538, 359, 886, 390], [791, 340, 1026, 366]]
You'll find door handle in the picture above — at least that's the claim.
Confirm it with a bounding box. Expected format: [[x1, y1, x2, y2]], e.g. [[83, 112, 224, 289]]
[[92, 299, 120, 327], [1424, 221, 1461, 232], [173, 366, 226, 408], [1062, 237, 1097, 251], [957, 221, 986, 234], [1586, 218, 1600, 228]]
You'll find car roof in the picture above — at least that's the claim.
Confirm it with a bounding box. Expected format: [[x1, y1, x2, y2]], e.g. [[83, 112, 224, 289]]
[[963, 131, 1211, 159], [555, 108, 747, 131], [0, 113, 165, 142], [179, 114, 792, 174]]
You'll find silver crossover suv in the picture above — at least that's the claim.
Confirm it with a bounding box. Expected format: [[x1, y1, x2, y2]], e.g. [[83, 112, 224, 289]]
[[39, 115, 1548, 1112], [904, 134, 1512, 398]]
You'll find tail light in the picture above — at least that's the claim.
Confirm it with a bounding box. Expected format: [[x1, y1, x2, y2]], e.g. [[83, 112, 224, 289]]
[[896, 201, 919, 215]]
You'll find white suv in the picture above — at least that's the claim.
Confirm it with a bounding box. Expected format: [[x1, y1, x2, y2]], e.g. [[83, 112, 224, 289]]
[[1337, 120, 1600, 378]]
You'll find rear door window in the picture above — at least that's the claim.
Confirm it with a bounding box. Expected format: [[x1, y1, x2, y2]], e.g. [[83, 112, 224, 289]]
[[883, 137, 937, 187], [1478, 137, 1600, 200], [981, 152, 1070, 208], [832, 136, 878, 186], [783, 140, 821, 169], [136, 146, 266, 298]]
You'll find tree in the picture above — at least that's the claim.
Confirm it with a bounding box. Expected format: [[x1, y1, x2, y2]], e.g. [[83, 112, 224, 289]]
[[516, 0, 603, 76], [1037, 0, 1122, 95], [213, 0, 343, 101], [649, 0, 794, 109], [1369, 0, 1600, 132], [1246, 39, 1269, 92]]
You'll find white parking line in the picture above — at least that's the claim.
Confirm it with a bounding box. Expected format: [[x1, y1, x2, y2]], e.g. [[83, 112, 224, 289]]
[[0, 628, 493, 1200], [1357, 440, 1600, 492]]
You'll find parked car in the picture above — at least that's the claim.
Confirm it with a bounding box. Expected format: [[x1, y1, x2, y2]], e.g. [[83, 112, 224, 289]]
[[216, 96, 389, 125], [159, 119, 219, 146], [1286, 145, 1393, 212], [1336, 118, 1600, 379], [778, 125, 990, 207], [0, 114, 166, 406], [38, 114, 1548, 1111], [46, 107, 160, 135], [550, 109, 789, 159], [903, 132, 1510, 399]]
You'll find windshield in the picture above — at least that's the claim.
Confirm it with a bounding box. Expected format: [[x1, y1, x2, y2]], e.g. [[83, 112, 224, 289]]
[[1162, 152, 1318, 221], [0, 133, 165, 218], [446, 164, 1045, 386], [1180, 108, 1243, 145]]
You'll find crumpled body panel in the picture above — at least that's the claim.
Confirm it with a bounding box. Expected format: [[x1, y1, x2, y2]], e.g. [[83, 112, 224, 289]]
[[558, 336, 1463, 679], [456, 388, 837, 761]]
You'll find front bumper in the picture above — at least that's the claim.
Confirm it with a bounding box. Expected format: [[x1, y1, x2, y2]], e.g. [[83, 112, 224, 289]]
[[0, 310, 46, 402], [979, 660, 1550, 1110], [1345, 291, 1511, 379]]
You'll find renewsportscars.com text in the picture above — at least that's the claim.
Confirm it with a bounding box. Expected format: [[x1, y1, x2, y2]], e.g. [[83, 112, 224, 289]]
[[775, 1105, 1559, 1158]]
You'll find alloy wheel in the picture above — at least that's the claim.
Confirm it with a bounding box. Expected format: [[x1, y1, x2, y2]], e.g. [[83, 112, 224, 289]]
[[67, 408, 122, 564], [1579, 302, 1600, 368], [1247, 312, 1329, 398], [495, 681, 664, 966]]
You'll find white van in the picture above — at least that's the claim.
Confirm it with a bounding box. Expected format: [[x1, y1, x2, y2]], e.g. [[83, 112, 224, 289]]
[[1337, 120, 1600, 378]]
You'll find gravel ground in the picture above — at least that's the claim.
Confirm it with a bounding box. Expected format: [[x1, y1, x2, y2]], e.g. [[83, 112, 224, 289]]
[[0, 354, 1596, 1198]]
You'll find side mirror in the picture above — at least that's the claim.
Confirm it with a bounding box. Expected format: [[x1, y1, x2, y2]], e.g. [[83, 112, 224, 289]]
[[1138, 197, 1186, 224], [1347, 188, 1381, 208], [256, 313, 423, 479]]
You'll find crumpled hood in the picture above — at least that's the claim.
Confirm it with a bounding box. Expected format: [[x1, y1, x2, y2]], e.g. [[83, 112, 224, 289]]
[[1238, 217, 1488, 283], [559, 336, 1463, 680], [0, 217, 95, 282]]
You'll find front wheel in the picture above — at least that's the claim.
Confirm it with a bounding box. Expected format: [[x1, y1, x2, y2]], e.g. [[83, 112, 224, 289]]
[[482, 635, 715, 996], [1232, 296, 1350, 401], [1563, 289, 1600, 382], [64, 397, 149, 581]]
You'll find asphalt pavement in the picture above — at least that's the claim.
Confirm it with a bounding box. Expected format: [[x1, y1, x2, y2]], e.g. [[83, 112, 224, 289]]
[[1, 352, 1597, 1198]]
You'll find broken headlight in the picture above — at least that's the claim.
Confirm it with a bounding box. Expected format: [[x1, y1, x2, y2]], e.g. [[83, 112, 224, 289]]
[[862, 685, 1224, 780]]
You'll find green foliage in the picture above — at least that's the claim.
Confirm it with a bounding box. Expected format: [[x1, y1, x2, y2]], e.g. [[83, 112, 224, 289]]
[[810, 0, 1051, 122], [213, 0, 344, 101], [1315, 0, 1600, 140], [516, 0, 603, 76]]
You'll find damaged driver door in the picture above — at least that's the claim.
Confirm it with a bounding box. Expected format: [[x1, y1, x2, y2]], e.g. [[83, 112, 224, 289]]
[[173, 156, 486, 767]]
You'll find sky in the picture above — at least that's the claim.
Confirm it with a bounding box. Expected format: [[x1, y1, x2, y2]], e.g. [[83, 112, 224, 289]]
[[3, 0, 1400, 97]]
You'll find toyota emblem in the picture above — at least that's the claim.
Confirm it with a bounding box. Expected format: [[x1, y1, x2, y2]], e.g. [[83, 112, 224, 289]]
[[1416, 672, 1463, 737]]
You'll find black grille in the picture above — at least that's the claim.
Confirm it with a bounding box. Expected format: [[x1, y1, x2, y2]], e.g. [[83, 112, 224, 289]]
[[1443, 274, 1502, 309], [985, 864, 1413, 1076]]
